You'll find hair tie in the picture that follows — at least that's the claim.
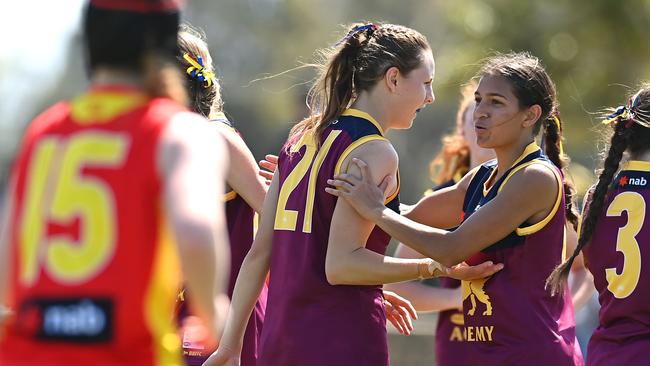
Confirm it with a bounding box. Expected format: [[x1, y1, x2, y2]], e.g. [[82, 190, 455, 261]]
[[183, 53, 215, 89], [602, 89, 643, 128], [335, 23, 377, 47], [551, 115, 565, 157]]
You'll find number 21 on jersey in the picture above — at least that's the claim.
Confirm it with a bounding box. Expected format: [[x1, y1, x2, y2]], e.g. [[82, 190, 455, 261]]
[[274, 131, 341, 233], [19, 132, 129, 286]]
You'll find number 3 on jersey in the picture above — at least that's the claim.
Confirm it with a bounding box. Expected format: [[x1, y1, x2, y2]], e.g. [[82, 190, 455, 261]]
[[605, 191, 646, 299], [274, 131, 341, 233], [19, 132, 129, 286]]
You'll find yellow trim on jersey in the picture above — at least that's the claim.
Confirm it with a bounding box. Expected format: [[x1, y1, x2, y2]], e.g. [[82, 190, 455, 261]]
[[340, 108, 385, 136], [561, 225, 567, 261], [386, 171, 401, 203], [334, 135, 400, 203], [622, 160, 650, 172], [71, 91, 148, 125], [145, 209, 183, 366], [224, 190, 238, 201], [482, 142, 540, 196], [334, 135, 388, 175], [334, 135, 396, 204], [253, 212, 260, 238], [496, 160, 563, 236]]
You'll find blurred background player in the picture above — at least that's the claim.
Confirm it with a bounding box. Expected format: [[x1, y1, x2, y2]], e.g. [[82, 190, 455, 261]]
[[0, 1, 230, 365], [173, 24, 268, 366], [549, 84, 650, 365]]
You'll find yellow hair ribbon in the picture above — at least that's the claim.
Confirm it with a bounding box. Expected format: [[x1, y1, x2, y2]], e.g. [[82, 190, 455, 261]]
[[602, 105, 631, 126], [552, 115, 564, 157], [183, 53, 215, 89]]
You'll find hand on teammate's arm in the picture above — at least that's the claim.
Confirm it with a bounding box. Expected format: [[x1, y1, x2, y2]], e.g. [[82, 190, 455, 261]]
[[327, 158, 553, 267], [258, 154, 278, 185]]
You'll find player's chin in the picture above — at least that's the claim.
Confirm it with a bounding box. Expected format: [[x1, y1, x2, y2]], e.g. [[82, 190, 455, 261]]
[[395, 117, 415, 130], [476, 135, 494, 149]]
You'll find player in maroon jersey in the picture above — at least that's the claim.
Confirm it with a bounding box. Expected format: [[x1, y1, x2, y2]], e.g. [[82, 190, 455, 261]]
[[549, 84, 650, 365], [174, 24, 268, 366], [328, 52, 583, 365], [204, 22, 502, 366]]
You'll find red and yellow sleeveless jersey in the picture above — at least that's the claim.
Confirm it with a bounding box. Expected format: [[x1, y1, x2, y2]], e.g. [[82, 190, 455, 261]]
[[1, 85, 188, 366]]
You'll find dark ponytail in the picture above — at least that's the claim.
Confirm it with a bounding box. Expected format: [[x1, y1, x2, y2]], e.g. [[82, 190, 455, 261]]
[[546, 120, 631, 294], [286, 23, 430, 150], [542, 114, 579, 230]]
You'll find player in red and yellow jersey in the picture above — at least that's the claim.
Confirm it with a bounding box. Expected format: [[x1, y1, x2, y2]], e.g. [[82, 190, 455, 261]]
[[0, 1, 230, 365]]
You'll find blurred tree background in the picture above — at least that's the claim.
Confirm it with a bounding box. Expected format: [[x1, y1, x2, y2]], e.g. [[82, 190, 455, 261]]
[[2, 0, 650, 204], [1, 1, 648, 364]]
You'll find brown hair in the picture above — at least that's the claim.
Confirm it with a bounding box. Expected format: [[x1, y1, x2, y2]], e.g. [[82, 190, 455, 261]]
[[177, 24, 222, 118], [547, 84, 650, 294], [476, 52, 578, 230], [83, 4, 187, 105], [286, 23, 431, 149], [429, 81, 476, 185]]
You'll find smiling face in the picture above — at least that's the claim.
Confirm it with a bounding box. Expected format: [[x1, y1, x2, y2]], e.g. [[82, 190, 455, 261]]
[[389, 50, 435, 129], [473, 75, 538, 149]]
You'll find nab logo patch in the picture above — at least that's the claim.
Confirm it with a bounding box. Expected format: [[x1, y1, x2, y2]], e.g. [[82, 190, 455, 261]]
[[16, 298, 113, 343], [619, 176, 647, 187]]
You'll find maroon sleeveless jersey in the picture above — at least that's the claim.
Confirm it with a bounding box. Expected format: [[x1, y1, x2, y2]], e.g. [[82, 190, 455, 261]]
[[258, 109, 399, 366], [582, 160, 650, 366], [459, 143, 582, 365], [178, 116, 267, 366]]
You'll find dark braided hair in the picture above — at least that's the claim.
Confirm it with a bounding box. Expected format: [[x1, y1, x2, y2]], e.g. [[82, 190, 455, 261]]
[[477, 52, 578, 229], [547, 84, 650, 295], [542, 114, 580, 229], [286, 22, 430, 149]]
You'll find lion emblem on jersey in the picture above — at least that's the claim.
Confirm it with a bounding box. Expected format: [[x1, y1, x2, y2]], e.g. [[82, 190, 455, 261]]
[[462, 276, 493, 316]]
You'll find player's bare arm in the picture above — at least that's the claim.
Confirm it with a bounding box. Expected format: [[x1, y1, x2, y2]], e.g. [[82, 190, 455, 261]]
[[328, 159, 558, 266]]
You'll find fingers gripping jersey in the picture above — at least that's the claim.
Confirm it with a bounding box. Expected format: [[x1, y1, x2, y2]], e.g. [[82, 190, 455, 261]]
[[583, 161, 650, 366], [1, 86, 188, 366], [459, 142, 582, 366], [258, 109, 399, 366]]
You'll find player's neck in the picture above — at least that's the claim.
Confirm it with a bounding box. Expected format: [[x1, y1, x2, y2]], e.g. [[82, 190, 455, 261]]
[[350, 93, 391, 133], [493, 138, 534, 180], [90, 68, 144, 88]]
